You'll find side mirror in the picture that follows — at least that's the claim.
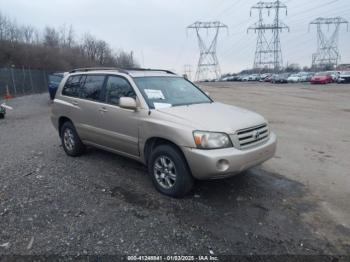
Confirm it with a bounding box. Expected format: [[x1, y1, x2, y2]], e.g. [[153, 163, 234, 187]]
[[119, 97, 137, 110]]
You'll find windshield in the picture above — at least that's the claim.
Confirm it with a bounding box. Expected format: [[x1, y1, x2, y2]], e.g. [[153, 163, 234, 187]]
[[134, 76, 212, 109]]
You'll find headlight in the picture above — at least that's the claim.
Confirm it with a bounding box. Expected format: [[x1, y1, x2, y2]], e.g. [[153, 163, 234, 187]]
[[193, 131, 232, 149]]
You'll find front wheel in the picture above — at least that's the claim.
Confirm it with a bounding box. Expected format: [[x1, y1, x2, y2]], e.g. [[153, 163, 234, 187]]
[[148, 144, 194, 198]]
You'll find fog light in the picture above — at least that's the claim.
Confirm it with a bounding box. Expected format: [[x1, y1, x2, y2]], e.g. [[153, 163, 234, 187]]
[[216, 159, 229, 171]]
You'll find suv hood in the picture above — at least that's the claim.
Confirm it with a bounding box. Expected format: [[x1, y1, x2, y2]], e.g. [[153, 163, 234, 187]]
[[156, 102, 266, 133]]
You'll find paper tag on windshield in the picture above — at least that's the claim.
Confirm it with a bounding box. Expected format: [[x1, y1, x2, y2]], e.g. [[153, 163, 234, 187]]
[[144, 89, 165, 99], [154, 103, 172, 109]]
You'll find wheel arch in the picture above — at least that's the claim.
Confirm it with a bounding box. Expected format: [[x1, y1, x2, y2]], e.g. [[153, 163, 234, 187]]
[[143, 137, 187, 167], [58, 116, 72, 137]]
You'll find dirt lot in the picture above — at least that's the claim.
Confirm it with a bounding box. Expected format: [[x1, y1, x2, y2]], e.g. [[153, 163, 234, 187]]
[[0, 82, 349, 257]]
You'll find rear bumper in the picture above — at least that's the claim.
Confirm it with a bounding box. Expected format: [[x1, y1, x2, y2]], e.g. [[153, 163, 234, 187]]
[[182, 132, 277, 180]]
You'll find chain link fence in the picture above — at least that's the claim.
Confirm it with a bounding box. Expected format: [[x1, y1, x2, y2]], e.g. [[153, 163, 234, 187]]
[[0, 67, 53, 97]]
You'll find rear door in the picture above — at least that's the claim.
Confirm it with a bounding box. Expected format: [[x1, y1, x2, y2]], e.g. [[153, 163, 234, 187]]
[[97, 75, 139, 156], [76, 74, 107, 144], [60, 75, 85, 134]]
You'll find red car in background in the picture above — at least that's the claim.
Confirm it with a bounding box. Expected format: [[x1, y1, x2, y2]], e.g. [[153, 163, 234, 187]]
[[310, 72, 333, 84]]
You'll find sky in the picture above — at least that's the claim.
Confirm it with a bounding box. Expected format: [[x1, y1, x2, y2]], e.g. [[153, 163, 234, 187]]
[[0, 0, 349, 77]]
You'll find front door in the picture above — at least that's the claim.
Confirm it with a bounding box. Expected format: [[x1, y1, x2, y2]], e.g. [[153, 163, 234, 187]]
[[97, 75, 140, 157]]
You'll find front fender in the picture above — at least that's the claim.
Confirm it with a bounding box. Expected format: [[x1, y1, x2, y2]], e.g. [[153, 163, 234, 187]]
[[138, 116, 196, 163]]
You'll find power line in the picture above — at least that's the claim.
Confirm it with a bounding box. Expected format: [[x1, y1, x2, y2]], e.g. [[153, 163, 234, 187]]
[[211, 0, 245, 20]]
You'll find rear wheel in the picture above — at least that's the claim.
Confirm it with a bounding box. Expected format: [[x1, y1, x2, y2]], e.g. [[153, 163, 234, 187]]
[[60, 121, 85, 157], [148, 144, 194, 198]]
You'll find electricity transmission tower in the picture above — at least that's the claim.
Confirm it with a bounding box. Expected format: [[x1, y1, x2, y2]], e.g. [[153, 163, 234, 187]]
[[187, 21, 228, 81], [248, 0, 289, 72], [183, 64, 192, 80], [309, 17, 349, 70]]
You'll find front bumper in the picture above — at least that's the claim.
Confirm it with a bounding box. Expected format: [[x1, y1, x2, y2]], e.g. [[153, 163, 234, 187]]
[[182, 132, 277, 180]]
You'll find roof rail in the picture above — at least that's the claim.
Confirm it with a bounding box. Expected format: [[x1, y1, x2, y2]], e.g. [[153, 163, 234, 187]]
[[69, 67, 127, 73], [69, 67, 176, 75], [122, 68, 176, 75]]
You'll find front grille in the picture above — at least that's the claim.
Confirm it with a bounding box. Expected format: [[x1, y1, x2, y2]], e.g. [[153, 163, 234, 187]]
[[234, 123, 269, 149]]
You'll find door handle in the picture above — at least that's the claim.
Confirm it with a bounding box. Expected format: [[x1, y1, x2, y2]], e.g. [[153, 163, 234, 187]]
[[99, 107, 108, 112], [72, 100, 79, 105]]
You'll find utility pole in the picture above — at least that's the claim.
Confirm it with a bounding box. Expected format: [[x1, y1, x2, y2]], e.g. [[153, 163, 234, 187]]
[[248, 0, 289, 72], [309, 17, 348, 70], [187, 21, 228, 81]]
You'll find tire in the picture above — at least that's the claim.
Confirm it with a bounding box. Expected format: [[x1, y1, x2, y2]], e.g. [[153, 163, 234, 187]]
[[60, 121, 85, 157], [0, 113, 4, 119], [148, 144, 194, 198]]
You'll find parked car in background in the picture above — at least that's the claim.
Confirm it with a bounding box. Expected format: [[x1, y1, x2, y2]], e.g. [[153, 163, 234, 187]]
[[226, 75, 239, 81], [326, 71, 340, 82], [232, 75, 241, 81], [310, 72, 332, 84], [241, 75, 250, 81], [51, 68, 277, 197], [221, 76, 230, 81], [287, 73, 301, 83], [299, 72, 315, 82], [265, 74, 276, 82], [48, 73, 66, 100], [271, 73, 291, 83], [248, 74, 260, 81], [337, 71, 350, 83], [259, 73, 271, 82], [236, 75, 245, 81]]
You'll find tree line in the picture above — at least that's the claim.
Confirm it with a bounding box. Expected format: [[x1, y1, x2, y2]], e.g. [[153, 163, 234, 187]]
[[0, 11, 138, 71]]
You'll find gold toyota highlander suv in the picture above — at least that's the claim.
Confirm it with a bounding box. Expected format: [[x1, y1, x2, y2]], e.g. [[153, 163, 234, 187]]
[[51, 68, 277, 197]]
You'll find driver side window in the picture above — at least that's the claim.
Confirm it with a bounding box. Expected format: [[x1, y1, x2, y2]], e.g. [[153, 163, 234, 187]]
[[105, 76, 136, 106]]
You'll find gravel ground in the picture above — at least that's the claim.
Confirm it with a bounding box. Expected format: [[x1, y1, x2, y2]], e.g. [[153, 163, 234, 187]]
[[0, 83, 349, 256]]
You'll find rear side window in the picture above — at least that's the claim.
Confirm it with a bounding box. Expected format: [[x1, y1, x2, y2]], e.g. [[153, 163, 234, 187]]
[[62, 75, 82, 97], [80, 75, 105, 101], [105, 76, 136, 106]]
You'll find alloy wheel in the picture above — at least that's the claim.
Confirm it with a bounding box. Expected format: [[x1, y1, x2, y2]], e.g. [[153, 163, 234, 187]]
[[63, 128, 75, 152], [153, 156, 177, 189]]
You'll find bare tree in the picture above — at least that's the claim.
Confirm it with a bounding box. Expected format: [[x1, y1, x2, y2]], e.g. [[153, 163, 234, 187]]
[[82, 33, 98, 61], [0, 12, 8, 40], [0, 12, 137, 70], [115, 51, 135, 68], [43, 27, 60, 48], [21, 25, 35, 43], [66, 25, 75, 48], [96, 40, 112, 65]]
